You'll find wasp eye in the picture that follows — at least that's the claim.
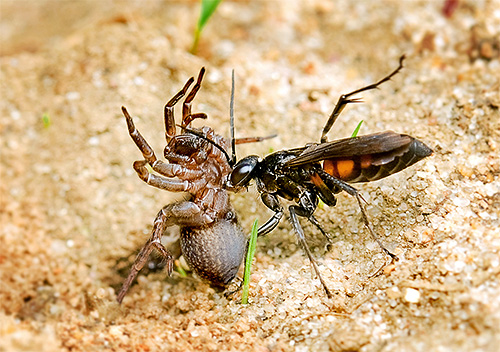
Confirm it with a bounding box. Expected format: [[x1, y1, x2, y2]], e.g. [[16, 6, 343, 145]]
[[230, 155, 259, 187]]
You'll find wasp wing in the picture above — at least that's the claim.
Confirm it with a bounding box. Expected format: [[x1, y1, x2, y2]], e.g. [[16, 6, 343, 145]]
[[284, 131, 428, 167]]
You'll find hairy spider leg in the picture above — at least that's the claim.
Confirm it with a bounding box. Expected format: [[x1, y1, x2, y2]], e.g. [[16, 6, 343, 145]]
[[164, 76, 195, 141], [122, 106, 157, 164], [132, 160, 207, 193], [122, 107, 204, 184], [234, 135, 278, 145], [320, 55, 405, 143], [181, 67, 206, 129], [117, 201, 213, 303]]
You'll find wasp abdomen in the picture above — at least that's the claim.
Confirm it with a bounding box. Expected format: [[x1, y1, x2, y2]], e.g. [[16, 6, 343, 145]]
[[323, 137, 432, 183]]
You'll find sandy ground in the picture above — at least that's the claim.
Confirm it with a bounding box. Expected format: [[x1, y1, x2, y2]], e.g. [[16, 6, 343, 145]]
[[1, 1, 500, 351]]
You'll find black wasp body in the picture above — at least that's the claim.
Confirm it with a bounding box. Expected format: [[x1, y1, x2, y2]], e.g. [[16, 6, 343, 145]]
[[228, 56, 433, 297]]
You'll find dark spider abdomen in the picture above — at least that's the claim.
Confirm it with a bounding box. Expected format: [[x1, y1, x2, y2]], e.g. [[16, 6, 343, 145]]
[[180, 217, 246, 289]]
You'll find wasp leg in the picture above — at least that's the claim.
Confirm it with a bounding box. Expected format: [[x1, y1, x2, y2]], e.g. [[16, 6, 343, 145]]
[[317, 169, 397, 260], [289, 205, 333, 298], [224, 193, 284, 299], [309, 173, 336, 241], [117, 202, 213, 303], [321, 55, 405, 143], [308, 214, 333, 242], [257, 193, 285, 237], [229, 193, 334, 299]]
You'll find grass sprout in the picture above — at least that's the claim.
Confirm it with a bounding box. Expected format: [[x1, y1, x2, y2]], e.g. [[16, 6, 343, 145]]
[[241, 219, 258, 304], [351, 120, 363, 138], [42, 113, 51, 128], [190, 0, 222, 54], [174, 259, 188, 278]]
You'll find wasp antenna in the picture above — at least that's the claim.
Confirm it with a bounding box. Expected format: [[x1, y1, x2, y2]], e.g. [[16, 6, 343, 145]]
[[399, 54, 406, 65], [230, 69, 237, 166]]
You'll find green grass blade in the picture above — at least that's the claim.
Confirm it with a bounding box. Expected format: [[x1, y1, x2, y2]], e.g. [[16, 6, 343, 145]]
[[350, 120, 363, 138], [190, 0, 222, 54], [174, 259, 188, 278], [241, 219, 258, 304], [198, 0, 222, 30], [317, 198, 325, 209], [42, 113, 51, 128]]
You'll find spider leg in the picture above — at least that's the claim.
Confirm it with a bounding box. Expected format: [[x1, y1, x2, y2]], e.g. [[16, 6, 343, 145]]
[[320, 55, 405, 143], [123, 107, 205, 181], [117, 201, 213, 303], [182, 112, 207, 127], [117, 206, 173, 303], [182, 68, 206, 129], [164, 75, 195, 141], [151, 161, 204, 180], [122, 106, 158, 165], [133, 160, 205, 193]]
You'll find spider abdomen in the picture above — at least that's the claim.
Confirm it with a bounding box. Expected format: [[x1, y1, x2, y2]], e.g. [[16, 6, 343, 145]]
[[180, 218, 246, 289]]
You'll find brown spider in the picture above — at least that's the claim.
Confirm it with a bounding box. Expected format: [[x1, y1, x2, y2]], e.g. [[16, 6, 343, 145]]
[[117, 68, 246, 303]]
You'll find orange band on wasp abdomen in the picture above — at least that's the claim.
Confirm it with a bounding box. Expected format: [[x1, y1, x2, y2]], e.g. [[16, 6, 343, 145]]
[[336, 159, 355, 179], [323, 159, 356, 180], [323, 159, 339, 178]]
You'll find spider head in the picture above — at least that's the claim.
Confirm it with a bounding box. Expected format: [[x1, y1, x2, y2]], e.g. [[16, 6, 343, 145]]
[[165, 133, 210, 161]]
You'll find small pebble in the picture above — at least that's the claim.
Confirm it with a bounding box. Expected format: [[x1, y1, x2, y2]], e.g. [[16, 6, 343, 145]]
[[404, 288, 421, 303]]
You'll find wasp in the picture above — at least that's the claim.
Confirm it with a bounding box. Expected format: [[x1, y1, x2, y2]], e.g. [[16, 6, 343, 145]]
[[227, 55, 433, 297]]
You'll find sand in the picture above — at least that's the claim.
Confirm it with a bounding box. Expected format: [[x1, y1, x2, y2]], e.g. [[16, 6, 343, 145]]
[[1, 1, 499, 351]]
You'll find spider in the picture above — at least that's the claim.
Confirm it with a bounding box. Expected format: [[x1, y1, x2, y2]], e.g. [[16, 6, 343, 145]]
[[117, 68, 247, 303]]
